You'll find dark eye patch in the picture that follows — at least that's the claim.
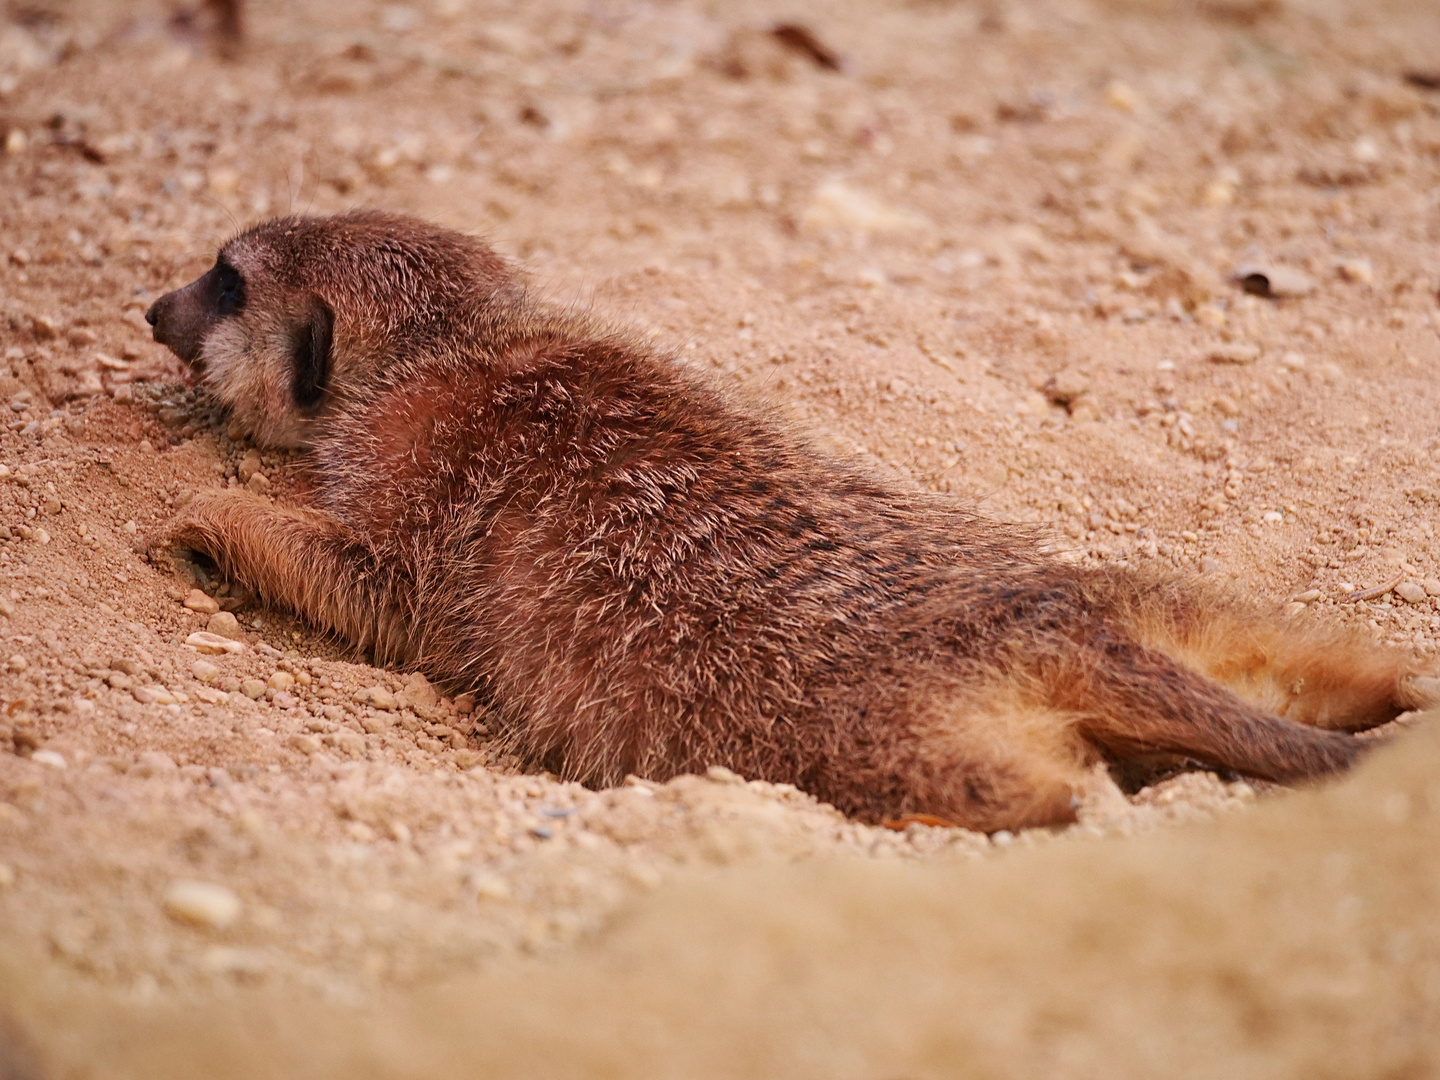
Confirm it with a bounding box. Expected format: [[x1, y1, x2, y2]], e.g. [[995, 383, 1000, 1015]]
[[213, 256, 246, 318]]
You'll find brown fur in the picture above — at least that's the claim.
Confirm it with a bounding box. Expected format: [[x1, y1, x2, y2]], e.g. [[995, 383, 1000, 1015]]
[[143, 211, 1438, 832]]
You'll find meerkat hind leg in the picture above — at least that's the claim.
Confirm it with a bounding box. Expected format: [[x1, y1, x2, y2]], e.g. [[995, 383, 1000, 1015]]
[[165, 492, 408, 663], [904, 690, 1094, 833]]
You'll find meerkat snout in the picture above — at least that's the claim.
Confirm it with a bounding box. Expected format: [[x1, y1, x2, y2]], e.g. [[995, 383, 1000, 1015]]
[[146, 255, 247, 366]]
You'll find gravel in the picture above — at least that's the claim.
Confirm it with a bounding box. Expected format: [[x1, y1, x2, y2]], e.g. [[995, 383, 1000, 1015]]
[[162, 881, 243, 930]]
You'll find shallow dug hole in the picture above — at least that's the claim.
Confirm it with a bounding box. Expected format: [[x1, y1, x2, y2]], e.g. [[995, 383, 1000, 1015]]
[[5, 712, 1439, 1079], [2, 0, 1440, 1074]]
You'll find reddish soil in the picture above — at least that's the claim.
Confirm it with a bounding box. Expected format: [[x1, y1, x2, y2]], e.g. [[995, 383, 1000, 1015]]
[[0, 0, 1437, 1074]]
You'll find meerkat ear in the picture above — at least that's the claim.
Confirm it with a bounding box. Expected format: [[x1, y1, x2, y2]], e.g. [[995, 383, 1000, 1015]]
[[289, 295, 334, 410]]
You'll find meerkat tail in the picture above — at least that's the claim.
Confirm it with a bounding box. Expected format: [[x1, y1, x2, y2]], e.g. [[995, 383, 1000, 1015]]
[[1087, 567, 1424, 733], [165, 492, 411, 663], [1061, 634, 1362, 783]]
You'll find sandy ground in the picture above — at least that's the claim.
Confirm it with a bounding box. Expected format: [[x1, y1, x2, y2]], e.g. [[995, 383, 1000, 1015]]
[[0, 0, 1438, 1074]]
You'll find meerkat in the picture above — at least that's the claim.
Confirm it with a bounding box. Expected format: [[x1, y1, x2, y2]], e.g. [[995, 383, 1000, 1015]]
[[143, 211, 1438, 831]]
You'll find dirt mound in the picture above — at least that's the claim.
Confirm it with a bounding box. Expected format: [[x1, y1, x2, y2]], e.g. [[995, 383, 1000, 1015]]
[[6, 711, 1438, 1079]]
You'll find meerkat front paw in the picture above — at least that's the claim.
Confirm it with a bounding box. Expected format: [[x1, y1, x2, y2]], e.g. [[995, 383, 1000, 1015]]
[[140, 489, 249, 564]]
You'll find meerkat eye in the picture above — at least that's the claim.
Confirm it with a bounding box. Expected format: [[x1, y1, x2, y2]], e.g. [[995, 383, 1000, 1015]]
[[213, 257, 246, 318], [289, 295, 334, 410]]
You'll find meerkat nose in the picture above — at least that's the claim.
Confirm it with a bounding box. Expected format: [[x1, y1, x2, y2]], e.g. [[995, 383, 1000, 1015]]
[[144, 304, 159, 327]]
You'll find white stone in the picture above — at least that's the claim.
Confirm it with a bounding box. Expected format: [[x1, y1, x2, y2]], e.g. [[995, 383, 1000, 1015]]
[[799, 179, 927, 236], [183, 589, 220, 614], [186, 631, 245, 655], [355, 685, 398, 710], [163, 880, 242, 929], [1394, 582, 1427, 604]]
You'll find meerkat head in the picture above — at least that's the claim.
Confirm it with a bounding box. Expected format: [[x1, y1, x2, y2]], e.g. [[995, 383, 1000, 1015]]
[[146, 210, 520, 448]]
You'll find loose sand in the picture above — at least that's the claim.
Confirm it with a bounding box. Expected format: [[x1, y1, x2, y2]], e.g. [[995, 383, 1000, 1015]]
[[0, 0, 1437, 1075]]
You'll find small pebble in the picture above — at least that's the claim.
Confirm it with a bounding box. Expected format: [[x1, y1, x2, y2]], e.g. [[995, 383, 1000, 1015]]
[[1208, 343, 1261, 365], [245, 473, 270, 495], [1104, 80, 1138, 111], [163, 880, 242, 930], [241, 679, 266, 700], [31, 749, 66, 769], [286, 733, 320, 755], [355, 685, 398, 711], [1290, 589, 1322, 605], [1213, 396, 1240, 417], [183, 589, 220, 615], [192, 659, 221, 684], [237, 450, 263, 484], [330, 730, 364, 754], [207, 611, 242, 639], [1203, 179, 1235, 207], [1424, 579, 1440, 598], [1043, 367, 1090, 405], [6, 655, 27, 672], [1337, 257, 1373, 284], [402, 671, 438, 709], [1233, 263, 1315, 299], [471, 873, 511, 901], [268, 670, 295, 691], [186, 631, 245, 656], [194, 686, 229, 704], [1394, 582, 1427, 604], [271, 690, 297, 709], [799, 179, 926, 236]]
